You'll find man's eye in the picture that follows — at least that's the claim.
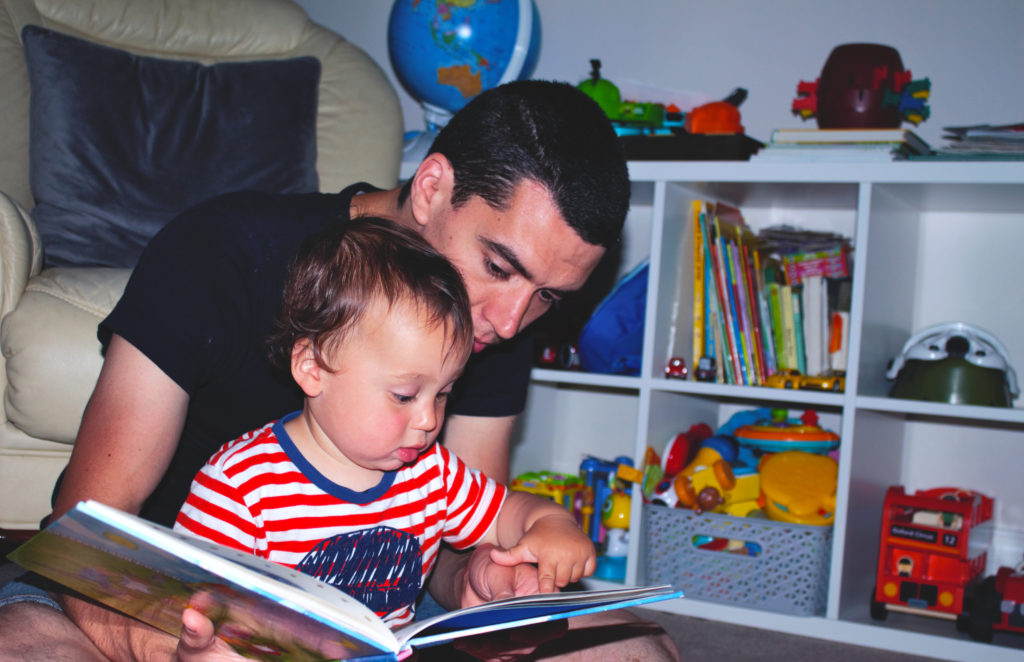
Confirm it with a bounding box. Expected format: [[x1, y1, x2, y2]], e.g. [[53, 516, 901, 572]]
[[485, 259, 510, 279], [436, 391, 450, 402], [538, 289, 560, 304]]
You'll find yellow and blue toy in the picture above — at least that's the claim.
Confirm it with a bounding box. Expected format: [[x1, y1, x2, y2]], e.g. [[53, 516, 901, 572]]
[[510, 471, 592, 531], [758, 451, 838, 526], [593, 490, 631, 581]]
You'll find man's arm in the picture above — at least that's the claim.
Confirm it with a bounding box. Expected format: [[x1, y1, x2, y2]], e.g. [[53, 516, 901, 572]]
[[427, 413, 517, 610], [442, 413, 515, 483], [53, 334, 191, 661]]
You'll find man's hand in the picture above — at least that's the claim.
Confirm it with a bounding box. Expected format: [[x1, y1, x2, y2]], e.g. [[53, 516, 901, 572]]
[[453, 544, 567, 661], [459, 543, 541, 607], [175, 608, 242, 662]]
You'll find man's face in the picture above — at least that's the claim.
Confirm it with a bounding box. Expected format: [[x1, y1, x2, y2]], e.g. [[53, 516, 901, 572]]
[[421, 179, 605, 352]]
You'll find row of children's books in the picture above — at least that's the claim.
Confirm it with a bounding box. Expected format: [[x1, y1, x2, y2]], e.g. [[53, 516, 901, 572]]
[[686, 200, 852, 386]]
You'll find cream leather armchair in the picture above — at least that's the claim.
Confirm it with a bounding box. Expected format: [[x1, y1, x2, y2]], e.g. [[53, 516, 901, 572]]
[[0, 0, 402, 528]]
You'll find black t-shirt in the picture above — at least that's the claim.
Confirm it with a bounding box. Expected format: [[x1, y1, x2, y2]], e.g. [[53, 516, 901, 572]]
[[98, 184, 532, 526]]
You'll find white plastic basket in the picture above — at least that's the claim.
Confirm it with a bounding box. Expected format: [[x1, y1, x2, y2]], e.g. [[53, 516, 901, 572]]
[[640, 503, 832, 616]]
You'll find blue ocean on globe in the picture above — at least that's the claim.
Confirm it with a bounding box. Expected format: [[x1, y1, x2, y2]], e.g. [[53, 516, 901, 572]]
[[388, 0, 541, 127]]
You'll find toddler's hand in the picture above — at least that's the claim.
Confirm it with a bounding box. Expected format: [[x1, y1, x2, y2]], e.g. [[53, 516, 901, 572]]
[[489, 514, 596, 593]]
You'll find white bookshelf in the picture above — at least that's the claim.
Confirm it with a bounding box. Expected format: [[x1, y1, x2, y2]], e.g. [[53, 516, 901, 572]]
[[510, 161, 1024, 661]]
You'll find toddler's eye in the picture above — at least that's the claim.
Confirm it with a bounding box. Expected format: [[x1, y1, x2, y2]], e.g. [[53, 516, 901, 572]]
[[392, 393, 415, 404]]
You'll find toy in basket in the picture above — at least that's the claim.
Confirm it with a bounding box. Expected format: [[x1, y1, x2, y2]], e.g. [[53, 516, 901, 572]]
[[733, 409, 840, 456], [640, 415, 837, 616]]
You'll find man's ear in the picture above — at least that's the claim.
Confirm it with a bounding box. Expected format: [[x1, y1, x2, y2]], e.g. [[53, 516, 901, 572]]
[[409, 153, 454, 230], [291, 339, 323, 397]]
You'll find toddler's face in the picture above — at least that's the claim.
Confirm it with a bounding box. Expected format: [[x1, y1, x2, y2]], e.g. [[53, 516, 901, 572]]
[[303, 298, 468, 474]]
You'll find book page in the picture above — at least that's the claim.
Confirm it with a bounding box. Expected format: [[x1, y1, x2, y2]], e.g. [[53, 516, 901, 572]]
[[10, 501, 399, 661], [396, 585, 681, 650]]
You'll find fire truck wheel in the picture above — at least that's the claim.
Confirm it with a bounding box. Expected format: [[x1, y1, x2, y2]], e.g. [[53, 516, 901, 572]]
[[967, 576, 999, 643], [869, 592, 888, 621]]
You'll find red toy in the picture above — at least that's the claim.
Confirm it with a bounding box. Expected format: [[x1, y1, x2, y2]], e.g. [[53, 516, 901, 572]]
[[965, 560, 1024, 642], [871, 486, 994, 624], [792, 43, 931, 127], [664, 356, 688, 380], [661, 423, 713, 476]]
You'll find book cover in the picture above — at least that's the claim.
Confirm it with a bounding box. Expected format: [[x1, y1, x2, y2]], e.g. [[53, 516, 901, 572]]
[[752, 249, 776, 377], [725, 240, 753, 385], [829, 311, 850, 373], [752, 144, 914, 162], [740, 240, 767, 384], [711, 202, 757, 384], [692, 200, 705, 374], [791, 288, 807, 375], [827, 277, 852, 373], [801, 275, 826, 377], [779, 284, 799, 371], [704, 248, 717, 362], [768, 127, 931, 155], [704, 204, 741, 383], [697, 204, 727, 380], [767, 282, 787, 371], [8, 501, 683, 662]]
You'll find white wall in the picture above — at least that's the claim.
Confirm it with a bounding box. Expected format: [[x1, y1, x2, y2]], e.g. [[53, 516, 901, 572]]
[[295, 0, 1024, 150]]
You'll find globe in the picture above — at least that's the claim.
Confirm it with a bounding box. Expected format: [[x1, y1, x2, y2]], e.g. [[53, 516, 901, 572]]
[[388, 0, 541, 130]]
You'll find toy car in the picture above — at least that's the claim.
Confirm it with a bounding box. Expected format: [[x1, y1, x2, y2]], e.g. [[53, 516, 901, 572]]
[[764, 369, 845, 392], [964, 561, 1024, 642], [799, 373, 846, 392], [764, 369, 802, 389], [695, 356, 716, 382], [665, 357, 688, 379]]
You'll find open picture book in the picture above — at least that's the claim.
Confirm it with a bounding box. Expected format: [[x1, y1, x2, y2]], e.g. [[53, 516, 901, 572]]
[[8, 500, 683, 661]]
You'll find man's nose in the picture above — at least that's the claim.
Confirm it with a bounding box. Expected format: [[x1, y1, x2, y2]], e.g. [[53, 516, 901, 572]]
[[492, 289, 534, 341]]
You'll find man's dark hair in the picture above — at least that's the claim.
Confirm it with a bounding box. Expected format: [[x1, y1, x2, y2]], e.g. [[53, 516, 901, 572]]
[[267, 217, 472, 372], [401, 80, 629, 248]]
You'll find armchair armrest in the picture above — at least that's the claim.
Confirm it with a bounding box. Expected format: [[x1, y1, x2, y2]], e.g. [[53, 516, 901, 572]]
[[0, 191, 42, 318]]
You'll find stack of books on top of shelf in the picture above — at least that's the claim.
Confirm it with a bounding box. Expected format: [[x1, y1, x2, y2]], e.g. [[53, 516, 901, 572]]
[[687, 201, 853, 386], [751, 127, 933, 162], [925, 123, 1024, 160]]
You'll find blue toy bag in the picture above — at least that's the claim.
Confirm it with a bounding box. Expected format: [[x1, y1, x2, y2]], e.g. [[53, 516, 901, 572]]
[[577, 261, 648, 375]]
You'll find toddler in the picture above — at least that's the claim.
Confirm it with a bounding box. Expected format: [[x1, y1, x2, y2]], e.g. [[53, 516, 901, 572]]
[[175, 217, 595, 626]]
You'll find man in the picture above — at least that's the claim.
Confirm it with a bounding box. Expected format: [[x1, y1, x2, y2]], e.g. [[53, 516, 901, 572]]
[[0, 80, 679, 661]]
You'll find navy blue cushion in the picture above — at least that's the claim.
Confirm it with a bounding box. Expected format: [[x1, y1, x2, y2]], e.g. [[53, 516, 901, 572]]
[[22, 25, 321, 268]]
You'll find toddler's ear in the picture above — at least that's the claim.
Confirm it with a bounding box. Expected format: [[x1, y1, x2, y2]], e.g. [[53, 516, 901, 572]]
[[290, 339, 323, 397]]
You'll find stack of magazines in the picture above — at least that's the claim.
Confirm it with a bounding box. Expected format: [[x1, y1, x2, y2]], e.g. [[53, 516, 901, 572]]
[[932, 123, 1024, 160]]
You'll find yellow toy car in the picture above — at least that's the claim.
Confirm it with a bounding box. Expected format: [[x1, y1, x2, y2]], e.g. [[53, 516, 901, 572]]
[[764, 369, 845, 392]]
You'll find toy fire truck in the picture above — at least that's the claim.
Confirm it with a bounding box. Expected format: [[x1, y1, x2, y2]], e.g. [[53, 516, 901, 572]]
[[871, 486, 994, 624], [965, 560, 1024, 642]]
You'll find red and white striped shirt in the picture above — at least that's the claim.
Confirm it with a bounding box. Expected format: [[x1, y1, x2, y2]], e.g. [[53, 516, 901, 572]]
[[174, 412, 507, 626]]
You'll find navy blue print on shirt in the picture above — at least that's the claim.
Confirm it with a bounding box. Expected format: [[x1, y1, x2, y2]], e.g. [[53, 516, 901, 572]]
[[295, 526, 422, 615]]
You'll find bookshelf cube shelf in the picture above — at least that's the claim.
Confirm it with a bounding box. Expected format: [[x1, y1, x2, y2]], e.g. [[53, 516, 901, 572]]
[[509, 161, 1024, 661]]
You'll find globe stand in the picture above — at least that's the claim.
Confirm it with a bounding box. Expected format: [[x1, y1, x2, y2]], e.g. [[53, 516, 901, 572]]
[[422, 103, 454, 131], [402, 129, 437, 165], [402, 102, 454, 166]]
